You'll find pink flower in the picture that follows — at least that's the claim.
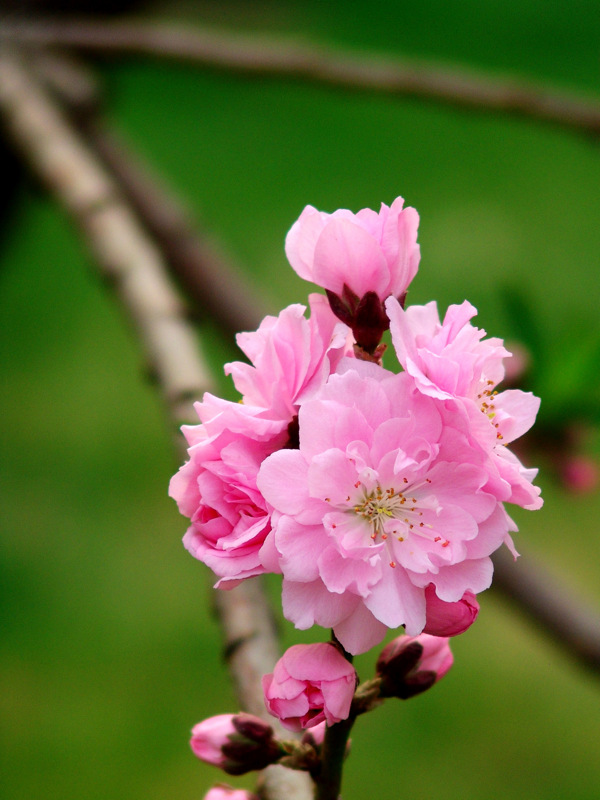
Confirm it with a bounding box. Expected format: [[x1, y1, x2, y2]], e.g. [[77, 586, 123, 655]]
[[170, 298, 353, 586], [225, 295, 353, 424], [204, 786, 258, 800], [285, 197, 420, 301], [422, 584, 479, 637], [258, 365, 510, 654], [376, 633, 453, 698], [386, 297, 543, 512], [169, 395, 288, 587], [386, 298, 510, 402], [190, 714, 282, 775], [262, 643, 356, 731]]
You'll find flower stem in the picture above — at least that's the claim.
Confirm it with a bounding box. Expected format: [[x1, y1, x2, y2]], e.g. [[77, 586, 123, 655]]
[[314, 715, 354, 800]]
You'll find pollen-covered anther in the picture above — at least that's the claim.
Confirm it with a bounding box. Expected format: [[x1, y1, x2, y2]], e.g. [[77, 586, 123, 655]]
[[389, 561, 396, 568]]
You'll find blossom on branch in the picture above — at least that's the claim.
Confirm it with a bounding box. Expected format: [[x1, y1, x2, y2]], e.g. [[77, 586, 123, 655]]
[[190, 713, 283, 775], [258, 364, 514, 654], [262, 643, 356, 731], [285, 198, 420, 353], [376, 633, 453, 699], [169, 396, 288, 587], [386, 297, 543, 511], [172, 194, 543, 662], [225, 294, 353, 424], [285, 197, 420, 301], [170, 298, 352, 586]]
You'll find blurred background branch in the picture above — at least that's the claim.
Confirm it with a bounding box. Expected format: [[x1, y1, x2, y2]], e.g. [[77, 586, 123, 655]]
[[2, 17, 600, 138]]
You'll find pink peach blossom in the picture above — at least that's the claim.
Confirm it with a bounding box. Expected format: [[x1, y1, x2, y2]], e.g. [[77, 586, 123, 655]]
[[285, 197, 420, 301], [262, 643, 356, 731], [386, 297, 542, 512], [225, 295, 353, 423], [169, 395, 288, 587], [258, 365, 510, 654]]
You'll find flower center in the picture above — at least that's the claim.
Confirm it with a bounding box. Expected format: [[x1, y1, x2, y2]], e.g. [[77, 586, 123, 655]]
[[353, 484, 423, 542], [348, 480, 447, 568]]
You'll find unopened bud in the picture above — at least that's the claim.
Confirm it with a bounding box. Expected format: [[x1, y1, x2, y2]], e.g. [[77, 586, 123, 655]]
[[423, 584, 479, 637], [376, 634, 453, 699], [190, 713, 283, 776]]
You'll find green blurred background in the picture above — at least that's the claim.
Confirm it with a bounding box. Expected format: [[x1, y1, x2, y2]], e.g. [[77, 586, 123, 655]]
[[2, 2, 600, 798]]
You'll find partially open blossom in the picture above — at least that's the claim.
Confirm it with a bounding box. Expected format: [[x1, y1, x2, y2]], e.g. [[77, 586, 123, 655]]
[[169, 395, 288, 587], [376, 633, 453, 699], [262, 643, 356, 731], [190, 714, 283, 776], [258, 364, 511, 654], [423, 584, 479, 637], [386, 297, 543, 512], [285, 198, 420, 353], [203, 786, 258, 800], [286, 198, 420, 301]]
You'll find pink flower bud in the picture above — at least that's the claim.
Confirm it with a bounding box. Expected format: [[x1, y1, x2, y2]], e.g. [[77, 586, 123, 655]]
[[262, 643, 356, 731], [190, 713, 283, 775], [285, 198, 420, 302], [423, 584, 479, 637], [285, 198, 420, 353], [203, 786, 258, 800], [376, 634, 453, 699]]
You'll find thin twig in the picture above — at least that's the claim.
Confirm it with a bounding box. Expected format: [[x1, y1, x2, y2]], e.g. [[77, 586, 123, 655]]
[[0, 46, 312, 800], [3, 17, 600, 137]]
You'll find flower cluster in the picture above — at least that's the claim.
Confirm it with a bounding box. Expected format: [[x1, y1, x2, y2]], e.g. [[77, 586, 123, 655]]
[[170, 196, 542, 656]]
